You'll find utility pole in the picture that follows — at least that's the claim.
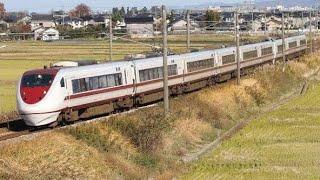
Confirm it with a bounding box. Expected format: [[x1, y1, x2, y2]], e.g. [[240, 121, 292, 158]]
[[235, 11, 240, 85], [282, 12, 286, 66], [162, 5, 169, 116], [264, 13, 267, 35], [316, 10, 319, 34], [186, 10, 191, 53], [310, 11, 313, 53], [109, 15, 113, 61]]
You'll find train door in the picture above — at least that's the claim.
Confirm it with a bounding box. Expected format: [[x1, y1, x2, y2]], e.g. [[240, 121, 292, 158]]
[[64, 76, 73, 108], [127, 61, 137, 96]]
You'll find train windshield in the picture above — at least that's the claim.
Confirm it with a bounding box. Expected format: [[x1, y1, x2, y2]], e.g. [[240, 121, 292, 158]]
[[21, 74, 54, 87]]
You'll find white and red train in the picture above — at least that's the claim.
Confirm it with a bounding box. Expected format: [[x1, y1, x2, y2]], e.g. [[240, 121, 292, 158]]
[[17, 35, 308, 126]]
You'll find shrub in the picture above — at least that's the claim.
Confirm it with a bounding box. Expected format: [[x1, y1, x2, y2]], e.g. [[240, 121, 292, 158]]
[[107, 109, 175, 153]]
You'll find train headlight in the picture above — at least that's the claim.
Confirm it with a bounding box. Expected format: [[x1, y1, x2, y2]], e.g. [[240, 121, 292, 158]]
[[43, 91, 47, 95]]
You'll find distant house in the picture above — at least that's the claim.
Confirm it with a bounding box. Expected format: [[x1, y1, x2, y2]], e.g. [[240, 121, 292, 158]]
[[88, 15, 109, 27], [221, 12, 234, 22], [0, 20, 8, 31], [18, 16, 32, 25], [251, 20, 263, 32], [265, 19, 282, 33], [31, 14, 55, 30], [33, 27, 45, 40], [42, 28, 59, 41], [55, 16, 85, 29], [169, 19, 199, 32], [125, 15, 154, 38], [207, 22, 234, 31], [33, 27, 59, 41]]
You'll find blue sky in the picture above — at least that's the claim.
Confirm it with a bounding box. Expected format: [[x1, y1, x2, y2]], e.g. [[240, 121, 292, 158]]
[[3, 0, 239, 12]]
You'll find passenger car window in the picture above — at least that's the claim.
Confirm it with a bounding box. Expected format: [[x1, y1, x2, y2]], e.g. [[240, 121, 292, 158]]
[[72, 79, 80, 93]]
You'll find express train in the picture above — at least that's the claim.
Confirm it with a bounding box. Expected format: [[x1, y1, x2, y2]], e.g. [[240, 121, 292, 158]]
[[17, 35, 308, 126]]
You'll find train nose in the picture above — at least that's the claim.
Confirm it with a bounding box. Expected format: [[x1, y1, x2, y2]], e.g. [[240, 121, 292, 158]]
[[20, 86, 49, 104], [21, 112, 60, 126]]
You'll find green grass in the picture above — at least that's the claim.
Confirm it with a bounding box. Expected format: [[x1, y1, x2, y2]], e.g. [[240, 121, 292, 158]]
[[183, 83, 320, 179]]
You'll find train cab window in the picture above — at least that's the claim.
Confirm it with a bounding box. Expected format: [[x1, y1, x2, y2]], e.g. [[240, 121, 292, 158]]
[[243, 50, 258, 60], [21, 74, 54, 87], [60, 78, 65, 87], [222, 54, 235, 65], [300, 39, 306, 45], [261, 47, 273, 56]]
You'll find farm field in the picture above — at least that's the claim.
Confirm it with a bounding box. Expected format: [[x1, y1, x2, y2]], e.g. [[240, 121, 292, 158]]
[[0, 34, 265, 114], [184, 82, 320, 179]]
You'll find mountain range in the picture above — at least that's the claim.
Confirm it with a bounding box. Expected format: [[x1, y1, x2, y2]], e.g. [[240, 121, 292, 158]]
[[171, 0, 319, 9]]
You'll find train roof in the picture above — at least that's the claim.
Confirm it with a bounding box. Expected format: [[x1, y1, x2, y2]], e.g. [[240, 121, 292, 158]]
[[50, 35, 307, 77]]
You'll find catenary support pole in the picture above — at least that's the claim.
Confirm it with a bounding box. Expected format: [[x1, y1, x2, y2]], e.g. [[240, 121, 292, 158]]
[[162, 5, 169, 116], [310, 11, 314, 53], [282, 12, 286, 67], [187, 10, 191, 53], [109, 15, 113, 61], [235, 11, 241, 85]]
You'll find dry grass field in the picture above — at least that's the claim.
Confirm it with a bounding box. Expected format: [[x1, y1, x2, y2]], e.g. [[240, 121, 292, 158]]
[[0, 34, 265, 114]]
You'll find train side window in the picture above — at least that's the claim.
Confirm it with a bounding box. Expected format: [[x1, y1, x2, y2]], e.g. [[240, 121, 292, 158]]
[[106, 73, 122, 87], [72, 79, 80, 93], [261, 47, 273, 56], [114, 73, 122, 86], [187, 59, 214, 72], [278, 45, 283, 53], [243, 50, 258, 60], [158, 67, 163, 78], [139, 70, 145, 82], [289, 41, 297, 48], [222, 54, 235, 65], [79, 78, 87, 92], [168, 64, 178, 76], [300, 40, 306, 45], [98, 75, 107, 88], [89, 76, 99, 90], [139, 65, 175, 82], [60, 78, 65, 88], [107, 75, 116, 87]]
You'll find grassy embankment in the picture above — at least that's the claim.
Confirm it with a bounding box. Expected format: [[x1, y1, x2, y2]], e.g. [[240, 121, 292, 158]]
[[0, 34, 264, 116], [0, 49, 319, 178]]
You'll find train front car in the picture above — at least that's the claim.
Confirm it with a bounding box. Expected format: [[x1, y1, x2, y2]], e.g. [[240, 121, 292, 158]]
[[17, 68, 65, 126]]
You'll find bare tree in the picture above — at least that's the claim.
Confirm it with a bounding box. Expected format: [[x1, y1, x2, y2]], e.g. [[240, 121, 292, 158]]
[[69, 3, 91, 18], [0, 3, 6, 19]]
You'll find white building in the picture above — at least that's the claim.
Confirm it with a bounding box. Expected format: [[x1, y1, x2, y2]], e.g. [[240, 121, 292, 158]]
[[34, 27, 59, 41], [125, 15, 154, 38], [169, 19, 199, 32], [42, 28, 59, 41]]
